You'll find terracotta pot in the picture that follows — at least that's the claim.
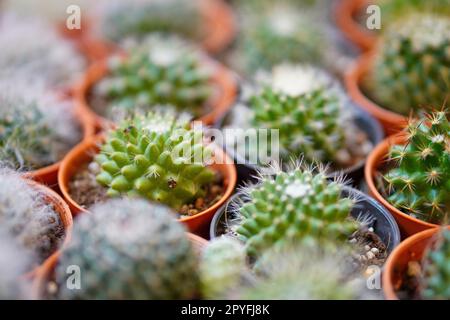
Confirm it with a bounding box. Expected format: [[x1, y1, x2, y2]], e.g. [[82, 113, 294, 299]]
[[31, 233, 207, 300], [365, 134, 444, 238], [59, 135, 237, 234], [335, 0, 377, 52], [22, 108, 95, 187], [345, 52, 409, 135], [383, 227, 448, 300], [75, 57, 237, 131], [24, 180, 73, 279]]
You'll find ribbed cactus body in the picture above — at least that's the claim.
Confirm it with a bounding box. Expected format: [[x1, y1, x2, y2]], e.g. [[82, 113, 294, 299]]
[[95, 35, 211, 120], [237, 168, 358, 256], [383, 110, 450, 223], [200, 237, 247, 299], [95, 111, 215, 210], [368, 15, 450, 115], [56, 199, 199, 299], [422, 229, 450, 300]]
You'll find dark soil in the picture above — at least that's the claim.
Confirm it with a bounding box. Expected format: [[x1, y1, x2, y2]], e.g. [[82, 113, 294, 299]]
[[394, 261, 423, 300], [69, 161, 225, 217], [348, 225, 388, 270]]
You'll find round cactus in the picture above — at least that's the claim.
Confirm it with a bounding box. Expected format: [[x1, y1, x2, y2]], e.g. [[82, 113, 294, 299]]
[[99, 0, 203, 43], [199, 237, 247, 299], [95, 110, 215, 210], [93, 34, 212, 121], [383, 110, 450, 224], [0, 169, 64, 263], [367, 14, 450, 115], [422, 229, 450, 300], [236, 166, 359, 257], [56, 198, 199, 300]]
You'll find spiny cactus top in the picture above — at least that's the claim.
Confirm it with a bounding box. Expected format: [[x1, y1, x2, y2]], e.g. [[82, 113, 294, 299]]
[[0, 79, 81, 170], [95, 110, 215, 210], [367, 14, 450, 115], [422, 229, 450, 300], [235, 3, 326, 74], [94, 34, 212, 121], [383, 110, 450, 224], [236, 167, 358, 256], [0, 169, 64, 263], [56, 199, 199, 299], [99, 0, 203, 43], [199, 237, 247, 299], [0, 13, 85, 87], [248, 65, 356, 167]]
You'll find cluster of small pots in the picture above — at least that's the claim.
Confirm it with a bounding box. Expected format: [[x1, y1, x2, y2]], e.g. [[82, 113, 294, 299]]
[[8, 0, 446, 300]]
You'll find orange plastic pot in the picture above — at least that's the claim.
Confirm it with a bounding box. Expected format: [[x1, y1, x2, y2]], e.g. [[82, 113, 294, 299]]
[[365, 134, 444, 238], [31, 233, 207, 300], [75, 57, 238, 131], [383, 227, 448, 300], [335, 0, 377, 52], [59, 135, 237, 234], [24, 180, 73, 279], [345, 52, 409, 135], [22, 108, 95, 187]]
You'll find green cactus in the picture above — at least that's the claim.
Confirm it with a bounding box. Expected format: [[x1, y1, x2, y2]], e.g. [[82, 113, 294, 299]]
[[0, 169, 64, 263], [234, 3, 326, 74], [236, 167, 359, 257], [367, 14, 450, 115], [100, 0, 203, 43], [56, 199, 199, 299], [95, 110, 215, 210], [383, 110, 450, 224], [422, 229, 450, 300], [199, 237, 247, 299], [94, 34, 212, 121]]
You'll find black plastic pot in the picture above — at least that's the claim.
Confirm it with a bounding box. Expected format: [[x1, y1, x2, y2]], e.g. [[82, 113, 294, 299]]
[[210, 186, 401, 255], [214, 104, 384, 188]]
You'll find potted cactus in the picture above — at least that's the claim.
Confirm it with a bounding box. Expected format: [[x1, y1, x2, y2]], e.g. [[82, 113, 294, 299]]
[[87, 0, 235, 58], [383, 227, 450, 300], [33, 198, 208, 300], [77, 34, 238, 128], [217, 64, 382, 185], [59, 110, 236, 233], [366, 109, 449, 237], [210, 164, 400, 272], [0, 79, 93, 185], [346, 14, 450, 134], [0, 169, 72, 274]]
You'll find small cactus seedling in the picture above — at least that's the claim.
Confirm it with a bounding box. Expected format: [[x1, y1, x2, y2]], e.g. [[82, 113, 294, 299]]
[[367, 14, 450, 115], [99, 0, 203, 43], [383, 109, 450, 224], [236, 165, 359, 257], [0, 13, 85, 88], [421, 229, 450, 300], [199, 237, 248, 299], [94, 34, 212, 120], [95, 110, 215, 210], [0, 169, 64, 262], [0, 79, 81, 170], [56, 199, 199, 300]]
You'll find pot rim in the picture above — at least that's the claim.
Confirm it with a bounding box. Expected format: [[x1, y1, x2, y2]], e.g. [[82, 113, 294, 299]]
[[365, 134, 441, 231]]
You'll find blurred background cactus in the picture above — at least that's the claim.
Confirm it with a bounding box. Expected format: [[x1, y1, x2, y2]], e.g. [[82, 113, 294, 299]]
[[0, 79, 81, 171], [56, 199, 199, 299], [0, 169, 64, 263], [93, 34, 212, 121], [365, 14, 450, 115], [95, 110, 215, 210], [383, 109, 449, 224]]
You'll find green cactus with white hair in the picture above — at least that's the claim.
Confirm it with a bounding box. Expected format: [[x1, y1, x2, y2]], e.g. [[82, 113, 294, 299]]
[[367, 14, 450, 115], [95, 110, 215, 210], [383, 109, 450, 224], [236, 167, 359, 257]]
